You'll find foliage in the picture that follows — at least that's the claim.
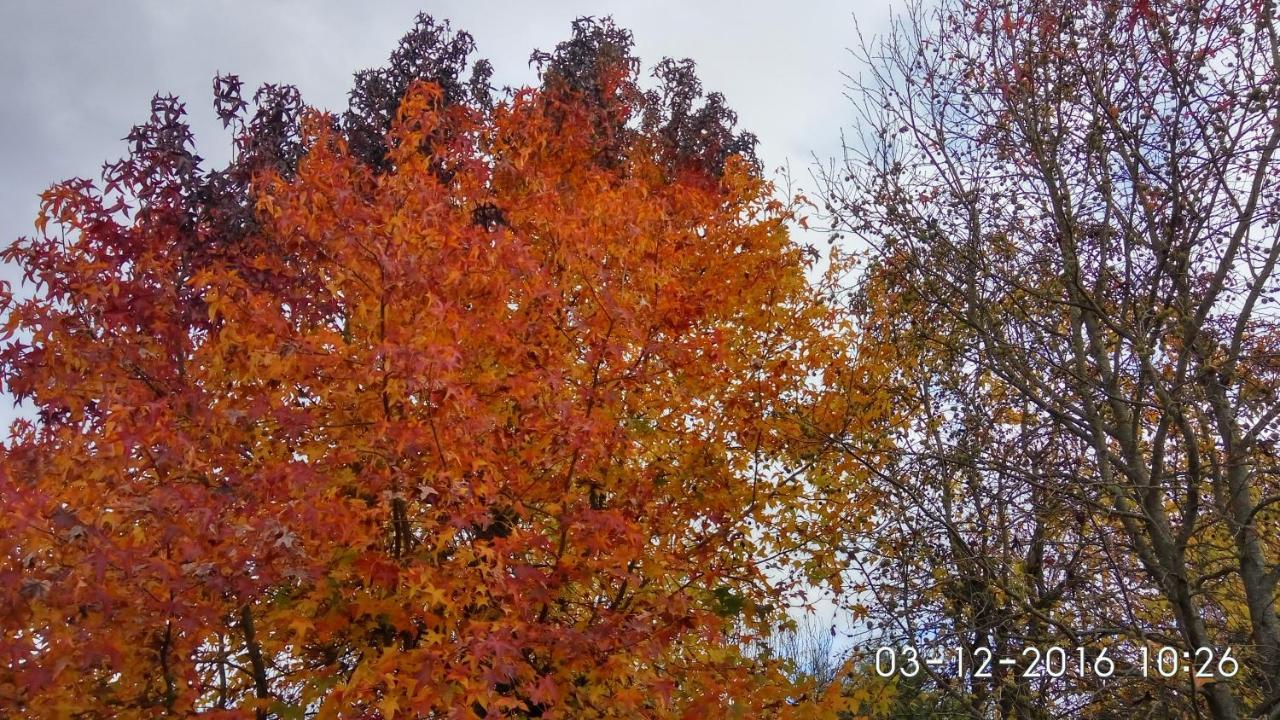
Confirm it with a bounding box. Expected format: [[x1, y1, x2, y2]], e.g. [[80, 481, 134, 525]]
[[0, 16, 884, 719]]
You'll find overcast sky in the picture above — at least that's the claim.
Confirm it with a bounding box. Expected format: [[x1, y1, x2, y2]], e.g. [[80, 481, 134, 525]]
[[0, 1, 892, 427]]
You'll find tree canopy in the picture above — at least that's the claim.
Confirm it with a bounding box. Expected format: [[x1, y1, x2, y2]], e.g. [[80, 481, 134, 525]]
[[0, 16, 886, 719]]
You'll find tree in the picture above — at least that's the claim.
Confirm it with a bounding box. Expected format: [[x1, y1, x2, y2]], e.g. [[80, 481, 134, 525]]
[[825, 0, 1280, 717], [0, 16, 879, 719]]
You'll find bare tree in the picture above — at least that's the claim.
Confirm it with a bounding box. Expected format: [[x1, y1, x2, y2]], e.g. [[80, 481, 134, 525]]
[[825, 0, 1280, 717]]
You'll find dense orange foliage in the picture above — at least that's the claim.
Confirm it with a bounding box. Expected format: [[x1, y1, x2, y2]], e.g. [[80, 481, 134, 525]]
[[0, 67, 879, 717]]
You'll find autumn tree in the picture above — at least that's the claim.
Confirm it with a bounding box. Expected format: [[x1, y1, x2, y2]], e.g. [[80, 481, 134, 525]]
[[0, 16, 880, 719], [825, 0, 1280, 717]]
